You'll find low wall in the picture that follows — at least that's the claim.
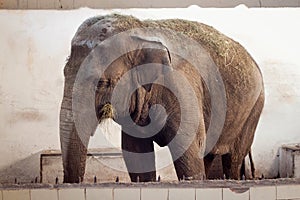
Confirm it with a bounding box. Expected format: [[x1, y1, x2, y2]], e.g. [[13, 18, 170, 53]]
[[1, 180, 300, 200]]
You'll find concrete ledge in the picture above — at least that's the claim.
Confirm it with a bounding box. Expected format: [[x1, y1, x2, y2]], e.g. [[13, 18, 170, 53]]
[[1, 179, 300, 200], [0, 183, 300, 200], [0, 0, 299, 9]]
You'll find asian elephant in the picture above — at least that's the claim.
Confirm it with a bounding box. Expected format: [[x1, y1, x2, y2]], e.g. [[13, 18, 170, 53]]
[[60, 14, 264, 183]]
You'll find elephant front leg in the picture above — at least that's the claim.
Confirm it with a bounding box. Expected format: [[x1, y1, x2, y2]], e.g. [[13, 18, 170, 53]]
[[122, 132, 156, 182], [170, 139, 206, 180]]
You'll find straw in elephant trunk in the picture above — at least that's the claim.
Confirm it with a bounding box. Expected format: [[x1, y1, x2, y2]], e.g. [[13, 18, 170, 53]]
[[99, 103, 115, 123]]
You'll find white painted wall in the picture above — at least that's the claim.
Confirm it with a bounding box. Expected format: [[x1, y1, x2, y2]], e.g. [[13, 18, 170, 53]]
[[0, 6, 299, 182]]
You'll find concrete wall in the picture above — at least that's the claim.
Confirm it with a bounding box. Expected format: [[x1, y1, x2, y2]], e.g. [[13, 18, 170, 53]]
[[1, 0, 300, 9], [0, 7, 300, 183]]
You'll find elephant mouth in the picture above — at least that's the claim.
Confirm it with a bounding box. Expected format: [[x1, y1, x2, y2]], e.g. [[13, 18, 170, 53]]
[[98, 103, 115, 123]]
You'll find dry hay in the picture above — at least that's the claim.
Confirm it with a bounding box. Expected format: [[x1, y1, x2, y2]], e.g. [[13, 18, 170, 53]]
[[113, 14, 231, 57], [110, 14, 257, 91], [112, 14, 255, 83], [112, 14, 241, 61], [74, 14, 254, 79], [99, 103, 114, 122]]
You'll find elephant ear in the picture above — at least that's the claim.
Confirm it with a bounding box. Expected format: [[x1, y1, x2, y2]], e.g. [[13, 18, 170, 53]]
[[130, 35, 172, 92]]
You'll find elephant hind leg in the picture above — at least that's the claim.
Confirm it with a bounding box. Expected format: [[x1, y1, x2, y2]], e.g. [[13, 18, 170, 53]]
[[225, 90, 264, 179], [204, 154, 215, 177], [63, 129, 88, 183], [222, 153, 232, 179], [222, 153, 244, 180]]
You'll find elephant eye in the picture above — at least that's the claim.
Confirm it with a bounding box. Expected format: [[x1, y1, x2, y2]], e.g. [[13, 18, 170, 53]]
[[97, 79, 109, 89]]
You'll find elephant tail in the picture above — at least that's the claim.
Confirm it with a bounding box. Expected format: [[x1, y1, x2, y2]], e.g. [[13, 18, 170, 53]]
[[248, 149, 256, 179], [241, 149, 256, 180]]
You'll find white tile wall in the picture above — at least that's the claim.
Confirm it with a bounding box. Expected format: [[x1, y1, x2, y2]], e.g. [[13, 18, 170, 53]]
[[250, 186, 276, 200], [60, 0, 74, 9], [18, 0, 28, 8], [277, 185, 300, 199], [1, 184, 300, 200], [86, 188, 113, 200], [196, 188, 222, 200], [223, 188, 249, 200], [58, 188, 85, 200], [27, 0, 38, 8], [169, 188, 195, 200], [2, 0, 18, 9], [31, 189, 58, 200], [114, 188, 140, 200], [2, 190, 30, 200], [37, 0, 55, 9], [141, 188, 168, 200]]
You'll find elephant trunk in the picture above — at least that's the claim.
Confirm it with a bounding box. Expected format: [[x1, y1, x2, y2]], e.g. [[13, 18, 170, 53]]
[[60, 95, 73, 170], [60, 44, 94, 183], [60, 92, 88, 183]]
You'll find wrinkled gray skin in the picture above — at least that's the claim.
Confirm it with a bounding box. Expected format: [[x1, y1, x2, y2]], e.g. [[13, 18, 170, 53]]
[[60, 15, 264, 183]]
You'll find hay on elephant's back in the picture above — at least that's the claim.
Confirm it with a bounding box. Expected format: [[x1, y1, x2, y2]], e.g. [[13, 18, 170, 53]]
[[113, 14, 232, 57], [74, 14, 253, 90], [111, 14, 252, 84]]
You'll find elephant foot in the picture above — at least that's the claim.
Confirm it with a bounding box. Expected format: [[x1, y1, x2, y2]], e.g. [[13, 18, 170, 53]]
[[222, 153, 243, 180], [172, 152, 206, 181], [63, 174, 84, 183], [129, 172, 156, 182]]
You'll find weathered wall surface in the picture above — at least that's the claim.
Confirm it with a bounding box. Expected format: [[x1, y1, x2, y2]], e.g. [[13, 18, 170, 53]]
[[0, 7, 300, 183]]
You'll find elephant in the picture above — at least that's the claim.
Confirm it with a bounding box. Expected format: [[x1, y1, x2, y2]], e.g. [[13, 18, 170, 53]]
[[59, 14, 264, 183]]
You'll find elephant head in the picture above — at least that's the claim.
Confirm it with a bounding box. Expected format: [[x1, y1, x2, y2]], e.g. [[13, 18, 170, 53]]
[[60, 31, 178, 183]]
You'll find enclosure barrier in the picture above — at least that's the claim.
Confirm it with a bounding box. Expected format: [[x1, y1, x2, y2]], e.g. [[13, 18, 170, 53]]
[[1, 179, 300, 200]]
